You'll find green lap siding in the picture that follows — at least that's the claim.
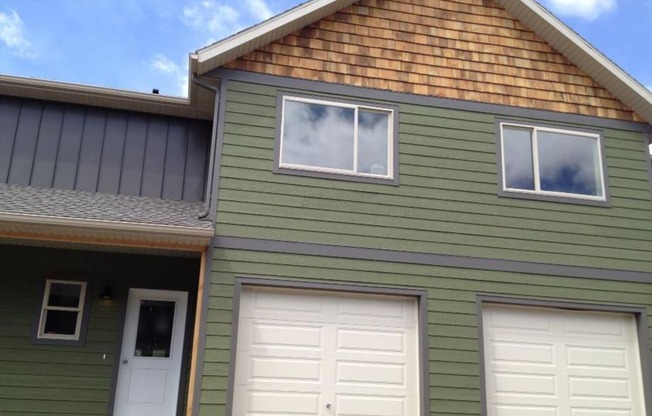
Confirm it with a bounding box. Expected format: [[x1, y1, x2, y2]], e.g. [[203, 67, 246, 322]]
[[216, 81, 652, 272], [199, 249, 652, 416]]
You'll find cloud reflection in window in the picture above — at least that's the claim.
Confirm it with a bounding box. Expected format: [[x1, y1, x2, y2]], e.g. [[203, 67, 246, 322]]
[[503, 125, 604, 199], [281, 98, 392, 178]]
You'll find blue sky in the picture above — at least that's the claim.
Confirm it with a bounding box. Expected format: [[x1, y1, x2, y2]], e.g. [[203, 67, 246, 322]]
[[0, 0, 651, 98]]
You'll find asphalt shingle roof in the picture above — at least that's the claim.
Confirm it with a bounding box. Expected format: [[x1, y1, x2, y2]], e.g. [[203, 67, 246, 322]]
[[0, 183, 213, 230]]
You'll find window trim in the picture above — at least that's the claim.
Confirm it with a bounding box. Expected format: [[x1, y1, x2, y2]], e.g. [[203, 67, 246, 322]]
[[496, 119, 610, 206], [33, 279, 91, 346], [274, 92, 399, 185]]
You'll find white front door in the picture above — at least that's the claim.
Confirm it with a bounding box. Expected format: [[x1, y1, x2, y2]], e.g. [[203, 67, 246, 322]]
[[113, 288, 188, 416]]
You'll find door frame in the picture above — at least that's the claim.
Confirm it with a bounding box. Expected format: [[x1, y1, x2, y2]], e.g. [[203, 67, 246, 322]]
[[107, 288, 192, 416]]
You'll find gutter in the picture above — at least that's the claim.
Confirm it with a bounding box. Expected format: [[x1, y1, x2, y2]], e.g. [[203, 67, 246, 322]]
[[191, 74, 221, 220]]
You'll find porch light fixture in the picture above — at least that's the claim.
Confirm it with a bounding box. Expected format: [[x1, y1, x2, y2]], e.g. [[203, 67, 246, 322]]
[[100, 285, 113, 300]]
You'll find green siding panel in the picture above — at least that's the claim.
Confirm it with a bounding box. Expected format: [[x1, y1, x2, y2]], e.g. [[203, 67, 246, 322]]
[[215, 80, 652, 271], [199, 249, 652, 416]]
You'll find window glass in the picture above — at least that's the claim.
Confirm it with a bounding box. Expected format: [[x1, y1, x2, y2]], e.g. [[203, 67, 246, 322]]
[[280, 96, 394, 179], [281, 100, 355, 171], [43, 310, 78, 335], [37, 280, 86, 341], [537, 131, 602, 197], [503, 127, 535, 191], [358, 110, 390, 176], [134, 300, 176, 358], [501, 123, 605, 201], [48, 283, 82, 307]]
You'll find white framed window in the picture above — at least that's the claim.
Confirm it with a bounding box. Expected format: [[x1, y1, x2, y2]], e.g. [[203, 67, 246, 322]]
[[499, 122, 607, 202], [278, 95, 395, 181], [37, 279, 87, 341]]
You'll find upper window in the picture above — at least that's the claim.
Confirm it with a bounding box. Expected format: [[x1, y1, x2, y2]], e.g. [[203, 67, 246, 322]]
[[36, 279, 88, 342], [499, 122, 607, 202], [278, 95, 396, 182]]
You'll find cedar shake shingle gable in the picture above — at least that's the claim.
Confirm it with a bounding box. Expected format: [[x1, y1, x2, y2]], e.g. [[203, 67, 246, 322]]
[[222, 0, 639, 121]]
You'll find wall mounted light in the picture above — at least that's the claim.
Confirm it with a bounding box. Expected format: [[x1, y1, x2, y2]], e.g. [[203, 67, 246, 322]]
[[100, 285, 113, 300]]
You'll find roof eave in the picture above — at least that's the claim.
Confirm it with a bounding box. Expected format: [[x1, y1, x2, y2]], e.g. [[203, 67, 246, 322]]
[[195, 0, 359, 74], [0, 73, 214, 120], [495, 0, 652, 125], [0, 211, 214, 251]]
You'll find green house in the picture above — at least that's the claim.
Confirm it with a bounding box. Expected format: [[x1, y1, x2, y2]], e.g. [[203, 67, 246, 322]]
[[1, 0, 652, 415]]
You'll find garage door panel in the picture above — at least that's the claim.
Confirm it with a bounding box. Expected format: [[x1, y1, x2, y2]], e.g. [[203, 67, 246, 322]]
[[492, 372, 558, 397], [335, 394, 406, 416], [243, 287, 326, 319], [563, 314, 630, 339], [246, 321, 324, 350], [493, 404, 558, 416], [335, 296, 414, 327], [571, 408, 632, 416], [489, 340, 555, 366], [487, 309, 553, 334], [249, 357, 322, 384], [234, 287, 420, 415], [483, 304, 646, 416], [566, 346, 628, 369], [336, 361, 406, 387], [336, 328, 406, 354], [247, 391, 321, 415], [568, 376, 632, 399]]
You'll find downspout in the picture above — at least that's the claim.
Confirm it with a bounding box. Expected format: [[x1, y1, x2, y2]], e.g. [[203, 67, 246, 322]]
[[193, 73, 221, 220]]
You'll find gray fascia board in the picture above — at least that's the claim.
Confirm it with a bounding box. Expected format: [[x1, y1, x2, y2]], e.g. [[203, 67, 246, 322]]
[[214, 236, 652, 284], [207, 69, 652, 133]]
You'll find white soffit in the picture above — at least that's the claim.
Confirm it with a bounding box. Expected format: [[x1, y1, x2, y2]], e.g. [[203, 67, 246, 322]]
[[194, 0, 359, 74], [495, 0, 652, 124], [0, 212, 213, 252]]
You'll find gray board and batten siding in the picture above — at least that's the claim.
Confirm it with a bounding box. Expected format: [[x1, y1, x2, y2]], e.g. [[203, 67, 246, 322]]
[[0, 95, 211, 201], [210, 71, 652, 273]]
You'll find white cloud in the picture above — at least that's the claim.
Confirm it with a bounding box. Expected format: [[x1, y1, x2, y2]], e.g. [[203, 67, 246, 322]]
[[542, 0, 616, 20], [0, 8, 36, 58], [149, 54, 188, 97], [244, 0, 274, 21], [151, 54, 180, 74], [182, 1, 240, 35]]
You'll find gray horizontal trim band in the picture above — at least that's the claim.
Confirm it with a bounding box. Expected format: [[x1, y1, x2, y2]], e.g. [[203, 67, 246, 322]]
[[210, 69, 652, 133], [215, 236, 652, 284]]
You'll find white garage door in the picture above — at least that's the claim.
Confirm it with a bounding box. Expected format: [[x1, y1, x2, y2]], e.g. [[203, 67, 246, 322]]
[[233, 286, 420, 416], [483, 304, 647, 416]]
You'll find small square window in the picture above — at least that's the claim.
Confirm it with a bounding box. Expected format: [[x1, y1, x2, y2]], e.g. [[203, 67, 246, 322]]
[[499, 122, 607, 204], [36, 280, 88, 342], [277, 95, 397, 183]]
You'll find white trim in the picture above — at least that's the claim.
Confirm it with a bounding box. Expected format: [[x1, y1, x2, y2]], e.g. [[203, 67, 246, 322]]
[[500, 122, 607, 201], [279, 95, 394, 179], [37, 280, 87, 341]]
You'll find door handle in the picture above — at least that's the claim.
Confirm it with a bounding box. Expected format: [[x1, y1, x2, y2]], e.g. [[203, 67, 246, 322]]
[[325, 403, 332, 409], [122, 359, 129, 364]]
